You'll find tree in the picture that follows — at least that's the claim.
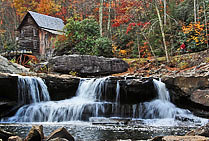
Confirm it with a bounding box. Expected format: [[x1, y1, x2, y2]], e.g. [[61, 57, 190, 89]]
[[155, 0, 169, 62], [99, 0, 104, 37], [36, 0, 60, 15], [194, 0, 197, 23]]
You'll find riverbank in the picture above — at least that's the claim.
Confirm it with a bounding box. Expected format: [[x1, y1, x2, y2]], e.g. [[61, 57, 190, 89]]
[[0, 121, 208, 141]]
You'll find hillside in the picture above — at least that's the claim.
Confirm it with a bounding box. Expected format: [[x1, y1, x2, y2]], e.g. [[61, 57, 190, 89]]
[[117, 49, 209, 78]]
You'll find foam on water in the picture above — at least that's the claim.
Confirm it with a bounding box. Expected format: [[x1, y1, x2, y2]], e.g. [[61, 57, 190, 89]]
[[7, 77, 109, 122], [3, 77, 208, 125], [137, 79, 208, 126]]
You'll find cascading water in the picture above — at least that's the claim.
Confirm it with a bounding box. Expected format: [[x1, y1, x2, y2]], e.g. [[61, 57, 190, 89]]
[[17, 76, 50, 105], [116, 80, 120, 103], [136, 79, 208, 126], [4, 77, 208, 125], [7, 77, 110, 122]]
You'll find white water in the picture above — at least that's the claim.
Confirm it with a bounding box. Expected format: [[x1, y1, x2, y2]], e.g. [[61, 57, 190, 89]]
[[17, 76, 50, 105], [136, 79, 208, 126], [7, 78, 109, 122], [116, 80, 120, 103], [4, 77, 208, 125]]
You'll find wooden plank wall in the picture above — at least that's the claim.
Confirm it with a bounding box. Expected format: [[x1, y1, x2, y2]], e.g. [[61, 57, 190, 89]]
[[18, 15, 39, 55], [39, 30, 56, 59]]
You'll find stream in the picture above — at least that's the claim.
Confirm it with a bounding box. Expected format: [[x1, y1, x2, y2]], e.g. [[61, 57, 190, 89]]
[[0, 76, 208, 140], [0, 121, 198, 140]]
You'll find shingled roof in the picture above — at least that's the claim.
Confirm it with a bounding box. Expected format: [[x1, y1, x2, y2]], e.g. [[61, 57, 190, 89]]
[[18, 11, 65, 32]]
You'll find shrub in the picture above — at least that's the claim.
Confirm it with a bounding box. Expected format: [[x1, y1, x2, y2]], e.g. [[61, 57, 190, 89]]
[[55, 18, 112, 57], [94, 37, 112, 57]]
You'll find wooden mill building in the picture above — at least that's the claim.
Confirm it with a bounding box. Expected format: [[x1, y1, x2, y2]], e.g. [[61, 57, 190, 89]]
[[17, 11, 65, 59]]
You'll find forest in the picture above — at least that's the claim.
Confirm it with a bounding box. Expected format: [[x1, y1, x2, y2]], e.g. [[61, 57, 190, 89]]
[[0, 0, 209, 63]]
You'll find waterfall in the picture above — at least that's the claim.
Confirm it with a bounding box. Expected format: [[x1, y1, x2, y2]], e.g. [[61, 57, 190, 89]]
[[112, 80, 120, 116], [139, 79, 196, 119], [153, 79, 170, 101], [8, 78, 109, 122], [116, 80, 120, 103], [5, 77, 207, 124], [17, 76, 50, 105]]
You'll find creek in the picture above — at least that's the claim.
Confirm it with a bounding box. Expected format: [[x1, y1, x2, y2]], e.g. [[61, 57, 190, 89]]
[[0, 76, 208, 140]]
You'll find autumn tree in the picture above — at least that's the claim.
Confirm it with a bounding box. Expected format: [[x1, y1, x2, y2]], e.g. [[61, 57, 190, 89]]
[[36, 0, 60, 15]]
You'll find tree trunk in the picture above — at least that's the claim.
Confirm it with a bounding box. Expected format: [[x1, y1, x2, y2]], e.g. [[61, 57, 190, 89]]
[[194, 0, 197, 23], [99, 0, 104, 37], [137, 33, 140, 61], [107, 0, 112, 38], [203, 1, 209, 48], [155, 1, 169, 62], [164, 0, 166, 25]]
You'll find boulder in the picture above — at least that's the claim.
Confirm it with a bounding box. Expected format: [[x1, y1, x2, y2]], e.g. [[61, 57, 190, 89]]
[[47, 127, 74, 141], [0, 55, 29, 74], [25, 125, 44, 141], [48, 55, 129, 76], [151, 136, 209, 141], [0, 129, 14, 141], [186, 122, 209, 137], [8, 136, 23, 141], [164, 76, 209, 118]]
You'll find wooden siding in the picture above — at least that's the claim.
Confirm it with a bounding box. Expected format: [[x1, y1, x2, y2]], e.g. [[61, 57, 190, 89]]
[[18, 15, 40, 55], [39, 30, 56, 59], [18, 14, 57, 59]]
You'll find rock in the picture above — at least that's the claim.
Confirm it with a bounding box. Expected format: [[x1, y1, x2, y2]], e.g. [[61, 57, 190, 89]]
[[31, 62, 49, 73], [0, 129, 14, 141], [161, 136, 209, 141], [0, 101, 17, 118], [48, 55, 129, 76], [191, 89, 209, 107], [0, 55, 29, 74], [8, 136, 23, 141], [163, 76, 209, 118], [47, 127, 74, 141], [0, 74, 18, 101], [25, 125, 44, 141], [151, 136, 163, 141], [186, 122, 209, 137], [48, 137, 69, 141], [42, 73, 80, 100], [163, 76, 209, 94]]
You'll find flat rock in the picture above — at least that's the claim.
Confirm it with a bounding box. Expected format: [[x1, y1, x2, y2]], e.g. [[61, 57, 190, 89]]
[[151, 135, 209, 141], [48, 55, 129, 76], [0, 56, 29, 74], [48, 137, 69, 141]]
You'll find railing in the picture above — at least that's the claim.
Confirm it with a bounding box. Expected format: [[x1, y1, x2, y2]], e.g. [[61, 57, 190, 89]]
[[0, 49, 33, 57]]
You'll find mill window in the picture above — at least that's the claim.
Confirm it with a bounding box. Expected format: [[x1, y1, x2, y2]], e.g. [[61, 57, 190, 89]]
[[33, 40, 38, 49], [33, 29, 38, 36], [21, 30, 24, 37]]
